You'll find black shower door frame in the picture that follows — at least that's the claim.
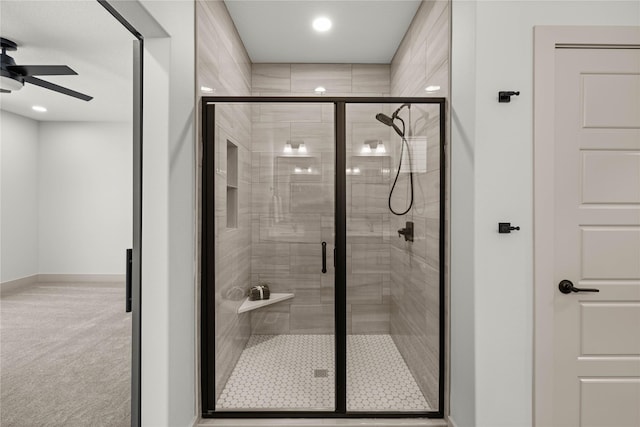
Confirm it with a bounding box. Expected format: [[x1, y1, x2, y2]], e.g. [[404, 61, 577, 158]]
[[201, 96, 446, 419]]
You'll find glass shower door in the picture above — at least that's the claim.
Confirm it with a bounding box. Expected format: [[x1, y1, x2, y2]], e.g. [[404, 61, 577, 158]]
[[202, 98, 444, 417], [345, 102, 442, 412], [207, 102, 336, 412]]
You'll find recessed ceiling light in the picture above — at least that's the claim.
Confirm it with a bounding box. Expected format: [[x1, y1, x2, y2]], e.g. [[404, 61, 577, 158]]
[[313, 17, 332, 32], [32, 105, 47, 112], [200, 86, 215, 93], [314, 86, 326, 95], [425, 85, 441, 93]]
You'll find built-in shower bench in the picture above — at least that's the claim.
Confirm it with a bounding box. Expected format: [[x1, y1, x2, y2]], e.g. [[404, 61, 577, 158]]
[[237, 293, 294, 314]]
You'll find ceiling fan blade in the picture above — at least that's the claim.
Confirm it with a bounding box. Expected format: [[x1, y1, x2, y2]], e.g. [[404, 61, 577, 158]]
[[7, 65, 77, 76], [23, 76, 92, 101], [1, 89, 10, 93]]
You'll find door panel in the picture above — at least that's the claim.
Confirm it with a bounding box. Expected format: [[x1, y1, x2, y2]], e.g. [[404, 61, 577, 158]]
[[210, 102, 336, 412], [581, 227, 640, 279], [344, 102, 442, 412], [553, 48, 640, 426], [580, 302, 640, 356], [582, 74, 640, 128], [581, 151, 640, 203], [580, 379, 640, 427]]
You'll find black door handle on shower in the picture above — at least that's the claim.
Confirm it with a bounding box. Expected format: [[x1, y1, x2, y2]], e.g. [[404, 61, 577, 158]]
[[125, 248, 132, 313], [321, 241, 327, 273]]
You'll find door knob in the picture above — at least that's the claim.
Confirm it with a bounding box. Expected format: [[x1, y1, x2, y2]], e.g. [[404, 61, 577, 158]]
[[558, 279, 599, 294]]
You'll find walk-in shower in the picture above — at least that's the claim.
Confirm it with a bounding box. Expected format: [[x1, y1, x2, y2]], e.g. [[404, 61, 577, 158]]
[[201, 96, 445, 418]]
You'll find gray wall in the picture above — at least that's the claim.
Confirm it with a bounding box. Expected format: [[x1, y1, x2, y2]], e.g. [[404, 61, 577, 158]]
[[249, 64, 393, 334], [389, 0, 450, 408], [345, 101, 393, 335], [197, 0, 253, 402]]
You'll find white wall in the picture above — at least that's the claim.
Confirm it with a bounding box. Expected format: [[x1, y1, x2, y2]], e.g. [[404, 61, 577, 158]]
[[38, 121, 132, 275], [132, 1, 196, 426], [140, 35, 171, 426], [1, 113, 131, 281], [0, 111, 39, 282], [449, 1, 476, 425], [450, 1, 640, 427]]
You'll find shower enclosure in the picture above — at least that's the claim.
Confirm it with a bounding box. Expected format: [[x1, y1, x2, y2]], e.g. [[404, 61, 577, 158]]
[[201, 97, 445, 418]]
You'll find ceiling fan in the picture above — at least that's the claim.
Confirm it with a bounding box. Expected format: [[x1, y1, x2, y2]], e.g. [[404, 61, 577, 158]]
[[0, 37, 92, 101]]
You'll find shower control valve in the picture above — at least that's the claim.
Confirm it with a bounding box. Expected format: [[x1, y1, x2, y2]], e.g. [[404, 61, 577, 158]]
[[398, 221, 414, 242]]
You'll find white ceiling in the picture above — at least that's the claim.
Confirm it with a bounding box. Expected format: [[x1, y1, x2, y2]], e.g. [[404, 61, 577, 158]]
[[0, 0, 420, 122], [224, 0, 421, 63], [0, 0, 134, 122]]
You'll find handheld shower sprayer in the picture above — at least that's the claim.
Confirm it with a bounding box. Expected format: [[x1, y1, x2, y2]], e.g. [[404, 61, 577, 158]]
[[375, 104, 414, 216], [375, 113, 404, 137], [375, 112, 394, 126]]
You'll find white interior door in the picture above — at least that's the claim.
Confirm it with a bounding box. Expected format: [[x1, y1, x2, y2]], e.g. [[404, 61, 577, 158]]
[[553, 47, 640, 427]]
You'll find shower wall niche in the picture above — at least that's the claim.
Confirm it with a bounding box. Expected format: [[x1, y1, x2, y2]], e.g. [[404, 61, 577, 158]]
[[226, 140, 238, 228]]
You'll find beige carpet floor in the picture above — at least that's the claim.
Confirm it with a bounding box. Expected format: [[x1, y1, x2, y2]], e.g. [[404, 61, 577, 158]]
[[1, 281, 131, 427]]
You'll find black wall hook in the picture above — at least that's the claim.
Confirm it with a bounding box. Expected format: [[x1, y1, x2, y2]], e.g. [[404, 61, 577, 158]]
[[498, 91, 520, 103], [499, 222, 520, 234]]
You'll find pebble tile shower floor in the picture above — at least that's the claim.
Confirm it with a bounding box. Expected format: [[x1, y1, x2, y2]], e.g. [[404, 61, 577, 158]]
[[216, 334, 431, 412]]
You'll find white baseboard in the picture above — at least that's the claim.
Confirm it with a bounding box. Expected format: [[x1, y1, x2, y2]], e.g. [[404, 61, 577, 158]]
[[37, 273, 125, 283], [1, 274, 126, 296]]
